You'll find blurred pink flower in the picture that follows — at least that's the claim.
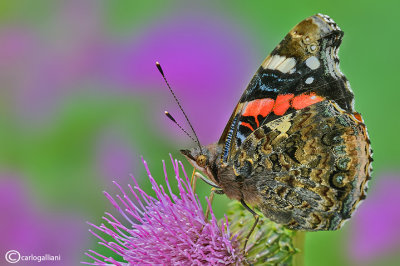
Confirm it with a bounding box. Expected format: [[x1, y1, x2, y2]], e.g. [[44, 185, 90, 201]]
[[83, 157, 243, 265], [0, 174, 87, 265], [347, 173, 400, 263], [100, 12, 257, 144]]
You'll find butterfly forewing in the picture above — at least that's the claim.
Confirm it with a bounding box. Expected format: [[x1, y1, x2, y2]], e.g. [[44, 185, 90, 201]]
[[219, 14, 355, 163]]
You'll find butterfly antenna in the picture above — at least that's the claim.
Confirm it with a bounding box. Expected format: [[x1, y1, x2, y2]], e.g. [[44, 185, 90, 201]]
[[164, 111, 198, 144], [156, 61, 203, 153]]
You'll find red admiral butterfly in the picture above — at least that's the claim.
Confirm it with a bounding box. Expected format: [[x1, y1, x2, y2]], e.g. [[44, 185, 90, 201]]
[[178, 14, 372, 232]]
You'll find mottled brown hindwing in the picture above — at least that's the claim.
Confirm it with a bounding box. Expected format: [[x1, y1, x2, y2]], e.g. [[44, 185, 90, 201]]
[[232, 100, 371, 230]]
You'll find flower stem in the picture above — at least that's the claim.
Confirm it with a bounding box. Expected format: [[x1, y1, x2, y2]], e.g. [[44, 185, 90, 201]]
[[292, 231, 306, 266]]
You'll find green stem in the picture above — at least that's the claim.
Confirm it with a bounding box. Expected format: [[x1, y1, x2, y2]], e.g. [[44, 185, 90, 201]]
[[292, 231, 306, 266]]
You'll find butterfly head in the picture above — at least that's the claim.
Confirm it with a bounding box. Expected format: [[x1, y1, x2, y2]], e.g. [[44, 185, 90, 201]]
[[180, 143, 221, 187]]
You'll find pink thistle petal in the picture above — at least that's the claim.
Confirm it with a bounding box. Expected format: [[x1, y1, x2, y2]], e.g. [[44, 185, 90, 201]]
[[83, 157, 244, 265]]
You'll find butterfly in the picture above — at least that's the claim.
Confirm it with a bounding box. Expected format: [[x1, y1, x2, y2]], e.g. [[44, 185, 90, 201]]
[[180, 14, 373, 231]]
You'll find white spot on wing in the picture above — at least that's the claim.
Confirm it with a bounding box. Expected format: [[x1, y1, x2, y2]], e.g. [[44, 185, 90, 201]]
[[305, 56, 320, 70], [267, 55, 286, 70], [305, 77, 314, 84], [276, 57, 296, 73], [261, 56, 272, 69]]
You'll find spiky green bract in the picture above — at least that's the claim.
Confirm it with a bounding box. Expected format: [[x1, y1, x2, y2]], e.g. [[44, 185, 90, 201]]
[[227, 201, 299, 265]]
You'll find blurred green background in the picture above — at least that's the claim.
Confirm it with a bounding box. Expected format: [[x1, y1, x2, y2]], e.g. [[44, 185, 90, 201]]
[[1, 0, 400, 265]]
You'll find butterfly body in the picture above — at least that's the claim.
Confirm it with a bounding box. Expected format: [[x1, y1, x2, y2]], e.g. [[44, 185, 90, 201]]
[[181, 14, 372, 231]]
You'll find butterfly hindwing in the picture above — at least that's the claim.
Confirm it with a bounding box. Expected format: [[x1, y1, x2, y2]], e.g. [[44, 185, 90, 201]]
[[232, 100, 370, 230]]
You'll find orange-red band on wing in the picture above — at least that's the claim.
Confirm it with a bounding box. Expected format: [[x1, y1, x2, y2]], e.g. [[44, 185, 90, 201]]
[[242, 98, 275, 127], [240, 93, 325, 132], [273, 94, 294, 115], [240, 122, 254, 131], [242, 98, 275, 117], [291, 92, 324, 110]]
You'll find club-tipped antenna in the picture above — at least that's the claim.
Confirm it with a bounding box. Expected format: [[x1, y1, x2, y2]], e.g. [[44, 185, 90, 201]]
[[164, 111, 198, 144], [156, 61, 203, 153]]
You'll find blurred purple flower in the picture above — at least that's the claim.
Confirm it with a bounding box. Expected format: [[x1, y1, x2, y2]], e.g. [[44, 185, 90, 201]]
[[348, 173, 400, 263], [0, 174, 87, 265], [3, 2, 256, 139], [102, 13, 257, 144], [1, 1, 106, 122], [83, 157, 243, 265]]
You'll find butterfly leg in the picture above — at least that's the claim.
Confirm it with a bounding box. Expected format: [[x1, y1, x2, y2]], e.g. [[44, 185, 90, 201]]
[[194, 172, 221, 189], [240, 199, 260, 252], [204, 188, 224, 221], [190, 168, 197, 193], [191, 170, 222, 193]]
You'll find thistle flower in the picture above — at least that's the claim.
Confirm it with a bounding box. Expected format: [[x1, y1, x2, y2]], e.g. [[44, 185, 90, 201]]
[[82, 156, 244, 265], [227, 201, 299, 265]]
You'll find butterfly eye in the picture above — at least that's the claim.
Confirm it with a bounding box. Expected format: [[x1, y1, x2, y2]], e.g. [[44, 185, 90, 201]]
[[196, 155, 207, 167]]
